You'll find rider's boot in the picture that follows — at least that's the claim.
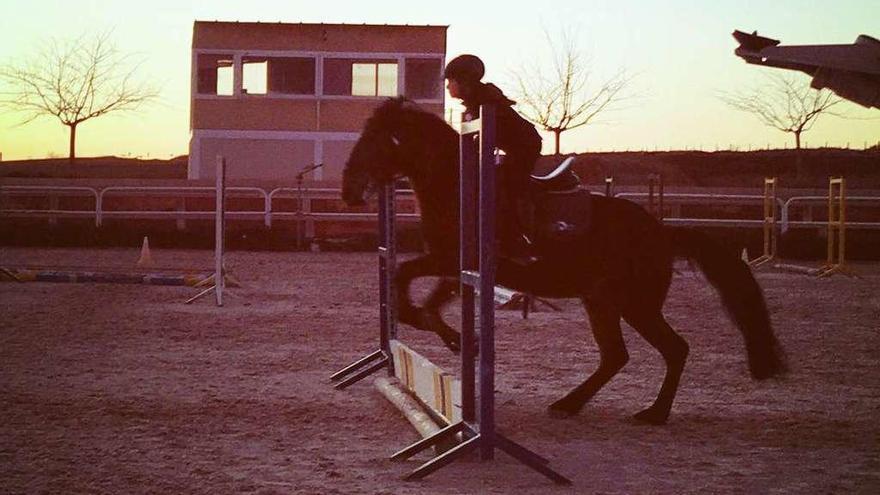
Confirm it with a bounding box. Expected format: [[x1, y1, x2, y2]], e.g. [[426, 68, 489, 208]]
[[499, 198, 536, 266]]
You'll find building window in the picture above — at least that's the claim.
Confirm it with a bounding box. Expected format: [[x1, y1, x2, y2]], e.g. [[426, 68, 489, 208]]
[[267, 57, 315, 95], [324, 59, 397, 97], [352, 63, 398, 96], [405, 58, 442, 99], [242, 57, 268, 95], [197, 54, 233, 96]]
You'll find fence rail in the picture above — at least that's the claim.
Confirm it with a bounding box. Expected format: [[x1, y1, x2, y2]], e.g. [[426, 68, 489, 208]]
[[2, 184, 880, 233]]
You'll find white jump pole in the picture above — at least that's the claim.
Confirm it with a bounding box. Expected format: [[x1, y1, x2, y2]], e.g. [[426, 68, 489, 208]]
[[185, 155, 226, 306], [215, 155, 225, 306]]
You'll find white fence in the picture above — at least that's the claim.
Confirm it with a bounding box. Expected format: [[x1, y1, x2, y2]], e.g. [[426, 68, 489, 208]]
[[0, 185, 419, 227], [612, 191, 880, 232], [2, 184, 880, 233]]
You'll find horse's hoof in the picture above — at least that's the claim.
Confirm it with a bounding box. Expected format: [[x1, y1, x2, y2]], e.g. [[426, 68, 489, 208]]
[[547, 401, 580, 419], [421, 311, 461, 353], [633, 409, 668, 425], [440, 335, 461, 354], [397, 307, 421, 330], [437, 330, 461, 353]]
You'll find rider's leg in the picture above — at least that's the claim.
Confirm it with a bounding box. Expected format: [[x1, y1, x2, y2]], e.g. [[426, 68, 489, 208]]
[[497, 152, 537, 263]]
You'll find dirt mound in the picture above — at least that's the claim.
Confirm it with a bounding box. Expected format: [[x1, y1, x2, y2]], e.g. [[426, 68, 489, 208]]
[[4, 149, 878, 187], [0, 156, 188, 179], [537, 149, 880, 188]]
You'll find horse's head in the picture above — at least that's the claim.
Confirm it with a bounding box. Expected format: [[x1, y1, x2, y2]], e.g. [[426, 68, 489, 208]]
[[342, 98, 409, 206]]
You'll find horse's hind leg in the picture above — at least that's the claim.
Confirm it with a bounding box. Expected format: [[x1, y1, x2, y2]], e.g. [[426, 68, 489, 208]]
[[622, 309, 689, 425], [549, 296, 628, 417]]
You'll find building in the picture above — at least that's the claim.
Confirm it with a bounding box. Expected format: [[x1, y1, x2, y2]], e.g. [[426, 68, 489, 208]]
[[189, 21, 448, 181]]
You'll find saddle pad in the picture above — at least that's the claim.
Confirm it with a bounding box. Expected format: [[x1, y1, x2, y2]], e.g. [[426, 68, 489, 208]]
[[534, 189, 594, 245]]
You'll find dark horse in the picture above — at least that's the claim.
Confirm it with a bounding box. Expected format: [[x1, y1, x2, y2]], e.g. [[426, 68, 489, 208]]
[[342, 97, 786, 425]]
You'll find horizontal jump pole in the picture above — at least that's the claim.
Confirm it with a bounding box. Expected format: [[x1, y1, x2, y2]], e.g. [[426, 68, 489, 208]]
[[0, 268, 215, 286], [375, 340, 463, 458], [375, 376, 442, 439], [375, 342, 464, 454], [772, 264, 821, 276]]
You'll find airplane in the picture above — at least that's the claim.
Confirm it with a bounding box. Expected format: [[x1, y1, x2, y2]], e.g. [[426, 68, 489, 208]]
[[732, 29, 880, 109]]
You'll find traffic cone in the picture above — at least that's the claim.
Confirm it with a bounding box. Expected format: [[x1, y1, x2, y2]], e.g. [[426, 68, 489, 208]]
[[137, 236, 153, 266]]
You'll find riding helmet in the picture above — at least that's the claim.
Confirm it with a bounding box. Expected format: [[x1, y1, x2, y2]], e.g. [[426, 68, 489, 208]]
[[444, 54, 485, 83]]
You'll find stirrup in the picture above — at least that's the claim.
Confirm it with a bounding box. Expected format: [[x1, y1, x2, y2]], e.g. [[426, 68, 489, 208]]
[[500, 236, 537, 265]]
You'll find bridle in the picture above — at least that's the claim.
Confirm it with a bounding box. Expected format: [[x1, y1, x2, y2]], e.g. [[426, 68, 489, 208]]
[[359, 132, 406, 201]]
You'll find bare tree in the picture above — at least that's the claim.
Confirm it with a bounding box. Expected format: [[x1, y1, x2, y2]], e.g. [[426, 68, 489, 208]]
[[511, 28, 634, 155], [721, 74, 842, 149], [0, 32, 158, 161]]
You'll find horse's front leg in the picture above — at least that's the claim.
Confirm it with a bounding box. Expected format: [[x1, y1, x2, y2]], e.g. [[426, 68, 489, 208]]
[[422, 277, 461, 352], [394, 255, 438, 328], [394, 256, 461, 352]]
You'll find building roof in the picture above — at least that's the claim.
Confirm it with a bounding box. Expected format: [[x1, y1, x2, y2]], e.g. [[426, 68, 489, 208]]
[[192, 21, 448, 52], [194, 20, 449, 28]]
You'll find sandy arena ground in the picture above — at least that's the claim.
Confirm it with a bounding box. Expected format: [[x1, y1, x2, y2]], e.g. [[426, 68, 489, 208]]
[[1, 247, 878, 494]]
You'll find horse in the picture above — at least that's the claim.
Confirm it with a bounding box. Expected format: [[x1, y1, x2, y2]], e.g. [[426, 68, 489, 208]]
[[341, 97, 786, 425]]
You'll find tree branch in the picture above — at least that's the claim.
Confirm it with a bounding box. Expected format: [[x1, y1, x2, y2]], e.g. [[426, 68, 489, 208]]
[[0, 30, 159, 158], [509, 24, 633, 153], [719, 73, 843, 148]]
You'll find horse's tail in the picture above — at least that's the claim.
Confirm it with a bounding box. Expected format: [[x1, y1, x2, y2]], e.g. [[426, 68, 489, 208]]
[[668, 226, 787, 379]]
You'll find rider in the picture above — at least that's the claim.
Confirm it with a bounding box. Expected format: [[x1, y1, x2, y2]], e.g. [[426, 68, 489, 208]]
[[444, 54, 542, 263]]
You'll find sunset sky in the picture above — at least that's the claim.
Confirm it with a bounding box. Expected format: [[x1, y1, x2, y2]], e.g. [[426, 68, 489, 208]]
[[0, 0, 877, 160]]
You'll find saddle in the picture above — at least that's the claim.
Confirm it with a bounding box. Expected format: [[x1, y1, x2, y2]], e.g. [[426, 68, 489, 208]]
[[528, 156, 581, 194], [526, 157, 593, 246]]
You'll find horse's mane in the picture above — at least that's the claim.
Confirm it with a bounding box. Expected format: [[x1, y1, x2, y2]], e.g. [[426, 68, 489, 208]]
[[364, 97, 458, 143], [361, 97, 460, 253]]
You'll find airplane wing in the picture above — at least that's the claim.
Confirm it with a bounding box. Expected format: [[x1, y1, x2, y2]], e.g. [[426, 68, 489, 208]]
[[732, 30, 880, 109]]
